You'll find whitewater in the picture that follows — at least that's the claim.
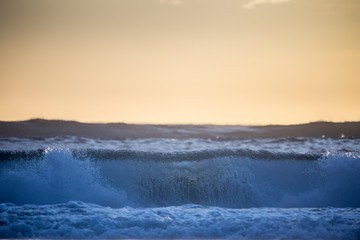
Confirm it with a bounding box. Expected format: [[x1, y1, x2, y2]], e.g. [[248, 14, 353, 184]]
[[0, 122, 360, 239]]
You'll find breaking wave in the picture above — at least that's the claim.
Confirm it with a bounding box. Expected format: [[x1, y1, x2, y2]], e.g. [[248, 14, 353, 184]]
[[0, 147, 359, 208]]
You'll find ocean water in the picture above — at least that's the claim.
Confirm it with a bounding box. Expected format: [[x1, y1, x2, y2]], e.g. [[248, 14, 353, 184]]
[[1, 125, 360, 239]]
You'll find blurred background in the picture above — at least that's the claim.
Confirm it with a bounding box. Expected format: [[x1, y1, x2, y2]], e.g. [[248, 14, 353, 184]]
[[0, 0, 359, 124]]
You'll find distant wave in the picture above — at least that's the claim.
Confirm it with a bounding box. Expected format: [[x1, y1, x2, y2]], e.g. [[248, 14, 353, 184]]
[[1, 147, 359, 208], [1, 119, 359, 139]]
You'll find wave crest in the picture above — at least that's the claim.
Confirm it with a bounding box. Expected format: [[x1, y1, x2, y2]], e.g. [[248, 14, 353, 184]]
[[0, 148, 321, 162]]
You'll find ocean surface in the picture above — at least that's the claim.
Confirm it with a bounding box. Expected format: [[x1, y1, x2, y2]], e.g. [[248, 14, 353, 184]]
[[0, 121, 360, 239]]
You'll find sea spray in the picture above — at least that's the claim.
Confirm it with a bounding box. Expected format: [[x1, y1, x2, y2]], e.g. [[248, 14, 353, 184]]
[[0, 147, 127, 207]]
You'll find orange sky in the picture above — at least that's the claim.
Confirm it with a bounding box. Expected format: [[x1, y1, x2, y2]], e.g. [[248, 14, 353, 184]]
[[0, 0, 359, 125]]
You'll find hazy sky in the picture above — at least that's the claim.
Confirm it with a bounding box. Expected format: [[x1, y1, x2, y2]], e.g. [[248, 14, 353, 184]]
[[1, 0, 359, 124]]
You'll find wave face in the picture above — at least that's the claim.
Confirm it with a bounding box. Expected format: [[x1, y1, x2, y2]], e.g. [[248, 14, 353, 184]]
[[1, 147, 359, 208]]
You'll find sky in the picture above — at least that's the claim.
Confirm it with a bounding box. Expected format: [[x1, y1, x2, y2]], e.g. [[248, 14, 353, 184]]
[[0, 0, 359, 125]]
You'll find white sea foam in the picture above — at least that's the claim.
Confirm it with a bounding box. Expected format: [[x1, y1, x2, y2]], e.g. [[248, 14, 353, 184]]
[[1, 136, 359, 154], [0, 203, 359, 239]]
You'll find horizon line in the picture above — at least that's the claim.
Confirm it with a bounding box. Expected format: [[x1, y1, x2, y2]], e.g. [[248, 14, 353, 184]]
[[1, 118, 360, 127]]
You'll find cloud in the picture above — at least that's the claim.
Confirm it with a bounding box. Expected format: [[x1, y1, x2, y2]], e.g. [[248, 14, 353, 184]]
[[159, 0, 182, 5], [242, 0, 291, 9], [158, 0, 290, 8]]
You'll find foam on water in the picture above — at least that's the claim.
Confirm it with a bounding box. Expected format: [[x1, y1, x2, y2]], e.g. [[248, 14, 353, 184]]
[[1, 136, 360, 154], [1, 203, 359, 239]]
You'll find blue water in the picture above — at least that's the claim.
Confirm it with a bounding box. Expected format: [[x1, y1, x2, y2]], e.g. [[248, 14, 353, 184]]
[[1, 135, 360, 239]]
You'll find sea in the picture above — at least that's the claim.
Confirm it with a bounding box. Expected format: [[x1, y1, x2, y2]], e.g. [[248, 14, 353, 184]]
[[0, 120, 360, 239]]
